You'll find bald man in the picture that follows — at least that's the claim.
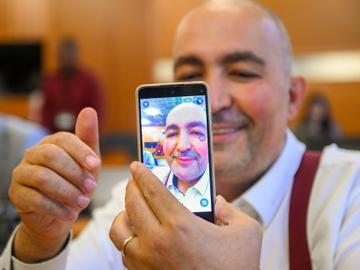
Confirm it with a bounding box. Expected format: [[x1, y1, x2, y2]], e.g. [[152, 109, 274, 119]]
[[2, 1, 360, 270], [160, 103, 211, 212]]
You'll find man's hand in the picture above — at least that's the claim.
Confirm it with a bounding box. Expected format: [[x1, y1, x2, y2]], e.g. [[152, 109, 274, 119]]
[[110, 162, 262, 270], [8, 107, 101, 263]]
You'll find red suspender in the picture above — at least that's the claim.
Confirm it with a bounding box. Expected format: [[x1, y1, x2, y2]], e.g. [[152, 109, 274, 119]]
[[289, 151, 321, 270]]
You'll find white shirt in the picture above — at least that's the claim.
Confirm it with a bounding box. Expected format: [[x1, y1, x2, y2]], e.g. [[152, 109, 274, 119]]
[[164, 166, 212, 212], [1, 131, 360, 270]]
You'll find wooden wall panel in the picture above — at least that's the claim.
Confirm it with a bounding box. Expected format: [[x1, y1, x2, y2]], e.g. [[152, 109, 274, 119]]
[[0, 96, 28, 118], [0, 0, 49, 39], [110, 0, 151, 131], [259, 0, 360, 53], [0, 1, 9, 38], [145, 0, 205, 60], [7, 0, 49, 39]]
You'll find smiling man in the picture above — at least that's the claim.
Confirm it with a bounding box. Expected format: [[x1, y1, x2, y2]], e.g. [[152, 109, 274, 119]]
[[172, 0, 297, 201], [2, 0, 360, 270], [162, 102, 210, 211]]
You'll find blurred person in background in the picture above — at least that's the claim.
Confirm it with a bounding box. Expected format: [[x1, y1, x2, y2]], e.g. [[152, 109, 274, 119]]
[[27, 90, 44, 124], [294, 93, 342, 150], [0, 114, 47, 253], [142, 149, 155, 169], [40, 38, 105, 133]]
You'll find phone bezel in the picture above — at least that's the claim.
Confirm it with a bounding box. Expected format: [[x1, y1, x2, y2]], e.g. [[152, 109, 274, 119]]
[[135, 81, 216, 223]]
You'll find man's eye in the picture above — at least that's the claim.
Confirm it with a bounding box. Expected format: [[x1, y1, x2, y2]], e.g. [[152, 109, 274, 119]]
[[228, 71, 260, 79], [166, 132, 178, 138], [175, 72, 202, 81], [191, 131, 202, 136], [190, 131, 206, 140]]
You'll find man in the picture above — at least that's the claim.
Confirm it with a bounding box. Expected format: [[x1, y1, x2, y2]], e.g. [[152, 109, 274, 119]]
[[40, 38, 105, 133], [159, 102, 210, 211], [1, 0, 359, 269]]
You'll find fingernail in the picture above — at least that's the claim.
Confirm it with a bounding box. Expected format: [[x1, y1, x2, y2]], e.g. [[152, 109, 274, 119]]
[[68, 210, 78, 221], [77, 195, 90, 208], [129, 161, 139, 171], [216, 195, 225, 203], [85, 155, 100, 169], [84, 178, 97, 193]]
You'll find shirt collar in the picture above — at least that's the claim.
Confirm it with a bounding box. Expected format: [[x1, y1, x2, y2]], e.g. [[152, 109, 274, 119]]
[[232, 130, 305, 227], [190, 166, 209, 196], [167, 166, 209, 196]]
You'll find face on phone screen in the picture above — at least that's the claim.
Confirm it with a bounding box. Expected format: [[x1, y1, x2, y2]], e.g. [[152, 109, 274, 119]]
[[138, 93, 214, 215]]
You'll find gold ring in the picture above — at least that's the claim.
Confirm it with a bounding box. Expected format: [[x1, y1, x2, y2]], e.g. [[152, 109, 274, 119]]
[[121, 235, 136, 256]]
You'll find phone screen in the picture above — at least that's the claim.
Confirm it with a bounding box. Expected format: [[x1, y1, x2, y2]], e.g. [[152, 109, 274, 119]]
[[136, 82, 215, 222]]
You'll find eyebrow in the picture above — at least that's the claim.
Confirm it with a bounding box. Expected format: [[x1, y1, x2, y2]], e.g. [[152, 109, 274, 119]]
[[165, 124, 179, 133], [174, 56, 204, 70], [165, 121, 206, 133], [174, 51, 265, 70], [220, 51, 265, 67], [186, 121, 206, 129]]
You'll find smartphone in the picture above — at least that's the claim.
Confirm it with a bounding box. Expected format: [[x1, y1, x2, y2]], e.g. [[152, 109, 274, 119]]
[[136, 81, 215, 222]]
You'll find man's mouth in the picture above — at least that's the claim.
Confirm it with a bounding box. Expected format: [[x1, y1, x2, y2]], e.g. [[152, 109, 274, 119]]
[[212, 123, 247, 143], [213, 127, 241, 135], [175, 156, 196, 166]]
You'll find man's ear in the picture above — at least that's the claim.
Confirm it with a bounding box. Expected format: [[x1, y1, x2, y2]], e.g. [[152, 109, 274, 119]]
[[288, 76, 306, 121]]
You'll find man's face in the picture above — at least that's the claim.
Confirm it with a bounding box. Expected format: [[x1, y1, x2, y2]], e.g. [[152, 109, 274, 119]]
[[58, 42, 78, 70], [173, 5, 292, 189], [164, 104, 208, 183]]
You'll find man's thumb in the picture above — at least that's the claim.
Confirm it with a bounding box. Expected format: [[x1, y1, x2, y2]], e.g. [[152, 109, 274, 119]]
[[215, 195, 243, 225], [75, 107, 100, 157]]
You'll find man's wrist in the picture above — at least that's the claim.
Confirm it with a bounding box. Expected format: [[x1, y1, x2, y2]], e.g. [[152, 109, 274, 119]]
[[13, 224, 70, 263]]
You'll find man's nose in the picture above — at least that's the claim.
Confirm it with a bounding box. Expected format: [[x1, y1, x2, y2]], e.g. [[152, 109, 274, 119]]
[[205, 72, 232, 113], [177, 132, 191, 151]]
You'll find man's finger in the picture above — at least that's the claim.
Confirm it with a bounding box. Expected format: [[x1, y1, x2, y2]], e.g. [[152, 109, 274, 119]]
[[14, 163, 90, 211], [10, 184, 78, 222], [125, 178, 159, 233], [109, 211, 139, 257], [39, 132, 100, 176], [75, 107, 100, 157], [215, 195, 253, 226], [24, 145, 96, 195], [129, 161, 192, 223]]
